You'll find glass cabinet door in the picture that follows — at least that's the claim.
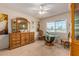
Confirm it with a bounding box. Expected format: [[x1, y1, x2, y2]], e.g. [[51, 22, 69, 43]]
[[70, 3, 79, 56], [12, 20, 17, 32], [74, 4, 79, 40]]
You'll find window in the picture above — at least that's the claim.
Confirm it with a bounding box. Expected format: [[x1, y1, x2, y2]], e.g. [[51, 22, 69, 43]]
[[47, 22, 55, 32], [56, 21, 66, 33], [47, 20, 67, 33]]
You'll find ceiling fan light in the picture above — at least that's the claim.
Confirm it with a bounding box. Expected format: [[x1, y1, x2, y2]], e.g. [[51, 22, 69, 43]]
[[38, 11, 47, 14]]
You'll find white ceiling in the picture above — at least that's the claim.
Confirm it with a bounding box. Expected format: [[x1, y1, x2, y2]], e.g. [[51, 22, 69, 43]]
[[0, 3, 69, 19]]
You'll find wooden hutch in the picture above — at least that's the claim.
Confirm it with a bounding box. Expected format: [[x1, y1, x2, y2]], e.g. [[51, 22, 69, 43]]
[[9, 17, 34, 49]]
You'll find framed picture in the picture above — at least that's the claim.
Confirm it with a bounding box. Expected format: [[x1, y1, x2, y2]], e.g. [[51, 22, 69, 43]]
[[0, 14, 8, 35]]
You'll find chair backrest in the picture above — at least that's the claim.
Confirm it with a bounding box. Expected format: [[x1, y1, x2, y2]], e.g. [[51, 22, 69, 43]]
[[45, 32, 55, 42]]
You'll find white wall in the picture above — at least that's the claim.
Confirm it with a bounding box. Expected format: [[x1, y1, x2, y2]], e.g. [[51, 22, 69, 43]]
[[40, 12, 70, 41], [0, 7, 39, 49]]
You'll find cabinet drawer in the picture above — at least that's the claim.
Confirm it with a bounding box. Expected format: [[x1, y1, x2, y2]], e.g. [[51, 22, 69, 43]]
[[21, 41, 26, 45], [21, 37, 26, 39], [12, 41, 20, 45], [12, 44, 20, 48]]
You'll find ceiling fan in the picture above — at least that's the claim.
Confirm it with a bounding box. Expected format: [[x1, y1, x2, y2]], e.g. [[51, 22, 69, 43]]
[[32, 3, 51, 15]]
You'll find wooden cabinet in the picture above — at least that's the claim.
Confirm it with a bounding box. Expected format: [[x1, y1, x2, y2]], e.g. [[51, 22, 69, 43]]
[[10, 17, 35, 49], [70, 3, 79, 56], [9, 32, 35, 49]]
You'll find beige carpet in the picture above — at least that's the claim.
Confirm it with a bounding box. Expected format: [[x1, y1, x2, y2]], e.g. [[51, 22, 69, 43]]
[[0, 40, 69, 56]]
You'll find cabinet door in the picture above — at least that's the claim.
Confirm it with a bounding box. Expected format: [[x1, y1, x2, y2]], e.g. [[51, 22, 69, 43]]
[[30, 32, 34, 43], [9, 33, 21, 49], [21, 33, 26, 46], [71, 3, 79, 56], [26, 32, 30, 44], [11, 20, 17, 32]]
